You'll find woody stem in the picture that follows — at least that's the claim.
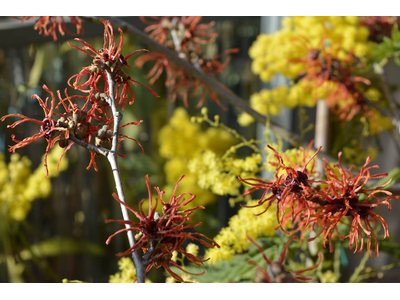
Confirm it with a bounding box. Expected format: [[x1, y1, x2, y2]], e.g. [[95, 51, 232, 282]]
[[105, 69, 146, 283]]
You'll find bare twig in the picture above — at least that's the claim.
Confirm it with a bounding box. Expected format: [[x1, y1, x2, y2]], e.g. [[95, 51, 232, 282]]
[[68, 135, 110, 157], [104, 69, 146, 283], [67, 77, 146, 282]]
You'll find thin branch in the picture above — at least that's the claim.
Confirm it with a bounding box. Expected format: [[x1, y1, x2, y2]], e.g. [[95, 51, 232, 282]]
[[69, 135, 110, 157], [105, 69, 146, 283], [64, 66, 146, 282]]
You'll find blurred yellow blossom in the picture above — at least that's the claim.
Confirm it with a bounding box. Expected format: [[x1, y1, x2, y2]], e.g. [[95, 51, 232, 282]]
[[320, 270, 339, 283], [342, 140, 378, 165], [186, 243, 199, 257], [0, 147, 68, 221]]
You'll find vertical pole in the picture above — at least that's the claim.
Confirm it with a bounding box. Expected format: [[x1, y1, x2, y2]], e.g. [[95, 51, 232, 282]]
[[309, 99, 330, 258], [314, 99, 330, 174]]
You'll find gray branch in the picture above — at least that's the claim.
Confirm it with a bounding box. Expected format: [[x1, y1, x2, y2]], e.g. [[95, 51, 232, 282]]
[[69, 135, 110, 157], [105, 69, 146, 283]]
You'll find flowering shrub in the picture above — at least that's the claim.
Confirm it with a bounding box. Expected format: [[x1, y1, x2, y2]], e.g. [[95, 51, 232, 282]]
[[2, 16, 400, 284], [239, 16, 395, 139]]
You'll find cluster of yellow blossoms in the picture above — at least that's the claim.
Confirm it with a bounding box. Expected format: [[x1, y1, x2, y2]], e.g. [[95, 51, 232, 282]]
[[250, 16, 370, 83], [159, 107, 263, 204], [0, 147, 68, 221], [239, 16, 394, 136], [188, 151, 262, 196], [238, 81, 332, 126], [206, 201, 277, 264]]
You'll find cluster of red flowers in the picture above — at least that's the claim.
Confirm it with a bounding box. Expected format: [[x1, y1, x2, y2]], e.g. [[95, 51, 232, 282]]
[[135, 16, 239, 110], [241, 142, 321, 235], [293, 41, 373, 123], [241, 143, 398, 257], [1, 19, 157, 175], [106, 175, 219, 282], [248, 236, 322, 283], [68, 20, 159, 109], [17, 16, 83, 41]]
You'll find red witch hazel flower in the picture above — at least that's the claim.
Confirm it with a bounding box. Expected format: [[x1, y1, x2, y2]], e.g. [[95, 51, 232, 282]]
[[17, 16, 83, 41], [68, 19, 159, 109], [239, 142, 322, 233], [240, 141, 398, 257], [105, 174, 219, 282], [140, 16, 218, 53], [248, 236, 323, 283], [309, 154, 399, 257], [136, 16, 238, 110], [1, 85, 71, 176], [291, 37, 373, 123]]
